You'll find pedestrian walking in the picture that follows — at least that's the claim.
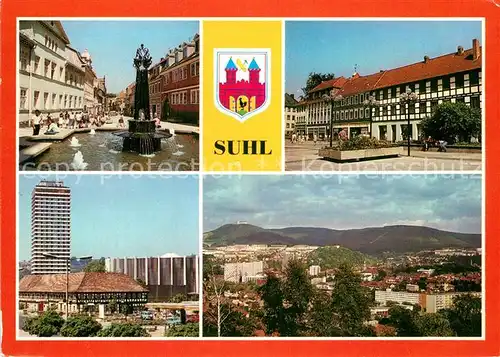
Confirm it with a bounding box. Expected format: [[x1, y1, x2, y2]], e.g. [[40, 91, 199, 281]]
[[437, 139, 448, 152], [313, 133, 317, 145], [31, 110, 43, 135]]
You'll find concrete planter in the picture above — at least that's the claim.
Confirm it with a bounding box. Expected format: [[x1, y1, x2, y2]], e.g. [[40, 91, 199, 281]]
[[319, 146, 402, 162]]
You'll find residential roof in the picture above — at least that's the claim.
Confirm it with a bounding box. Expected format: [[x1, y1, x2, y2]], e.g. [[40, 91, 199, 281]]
[[307, 40, 482, 98], [285, 93, 299, 107], [309, 77, 347, 94], [42, 21, 70, 44], [339, 71, 386, 96], [373, 47, 481, 89], [19, 272, 148, 293]]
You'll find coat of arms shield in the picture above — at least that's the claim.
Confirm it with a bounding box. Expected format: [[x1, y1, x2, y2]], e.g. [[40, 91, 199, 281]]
[[214, 48, 271, 122]]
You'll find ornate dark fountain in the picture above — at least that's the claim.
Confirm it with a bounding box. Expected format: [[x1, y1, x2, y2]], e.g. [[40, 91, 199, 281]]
[[114, 44, 171, 155]]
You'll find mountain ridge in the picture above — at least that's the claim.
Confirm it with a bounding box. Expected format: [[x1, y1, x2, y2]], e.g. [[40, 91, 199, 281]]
[[204, 223, 481, 255]]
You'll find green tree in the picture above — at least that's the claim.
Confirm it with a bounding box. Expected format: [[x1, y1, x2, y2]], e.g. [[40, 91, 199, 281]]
[[83, 258, 105, 273], [420, 102, 481, 144], [60, 315, 102, 337], [386, 306, 420, 336], [417, 313, 454, 337], [418, 277, 427, 291], [441, 294, 481, 336], [165, 323, 199, 337], [259, 273, 286, 335], [23, 310, 65, 337], [302, 72, 336, 96], [329, 264, 373, 336], [203, 255, 224, 280], [376, 270, 387, 281], [97, 322, 149, 337]]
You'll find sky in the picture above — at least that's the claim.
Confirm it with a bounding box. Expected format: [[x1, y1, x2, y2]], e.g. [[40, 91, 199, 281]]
[[62, 20, 199, 94], [285, 21, 482, 95], [203, 175, 482, 234], [19, 174, 199, 261]]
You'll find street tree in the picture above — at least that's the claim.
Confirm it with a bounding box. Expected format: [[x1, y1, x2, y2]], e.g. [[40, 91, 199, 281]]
[[420, 102, 481, 144], [60, 315, 102, 337], [302, 72, 336, 96], [386, 306, 420, 336]]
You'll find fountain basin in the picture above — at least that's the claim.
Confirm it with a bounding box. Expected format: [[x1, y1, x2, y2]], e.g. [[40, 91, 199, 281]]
[[20, 131, 199, 171], [113, 120, 173, 155]]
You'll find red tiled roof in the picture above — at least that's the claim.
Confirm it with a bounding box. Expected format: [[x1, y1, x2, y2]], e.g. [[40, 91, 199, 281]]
[[308, 41, 481, 98], [339, 71, 385, 96], [373, 47, 481, 89], [309, 77, 347, 93], [19, 272, 148, 293]]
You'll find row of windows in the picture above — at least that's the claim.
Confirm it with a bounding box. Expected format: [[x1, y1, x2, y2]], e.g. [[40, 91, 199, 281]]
[[19, 49, 84, 89], [307, 96, 481, 123], [164, 61, 199, 85], [21, 89, 83, 110], [170, 89, 200, 105]]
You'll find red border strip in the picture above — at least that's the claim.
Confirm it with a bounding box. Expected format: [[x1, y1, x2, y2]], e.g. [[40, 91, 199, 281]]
[[2, 0, 500, 356]]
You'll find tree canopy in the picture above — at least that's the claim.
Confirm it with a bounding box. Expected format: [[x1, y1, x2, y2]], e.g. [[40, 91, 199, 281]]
[[60, 315, 102, 337], [165, 323, 199, 337], [83, 258, 105, 273], [420, 102, 481, 144], [302, 72, 336, 96]]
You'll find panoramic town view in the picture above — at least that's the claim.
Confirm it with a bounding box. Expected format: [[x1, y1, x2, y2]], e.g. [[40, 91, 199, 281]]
[[18, 175, 200, 338], [203, 175, 482, 337], [18, 20, 200, 171], [284, 21, 482, 171]]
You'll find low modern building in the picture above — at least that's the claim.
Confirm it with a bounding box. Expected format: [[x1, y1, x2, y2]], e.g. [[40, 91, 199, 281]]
[[105, 254, 199, 301], [19, 272, 148, 313], [224, 261, 264, 283], [299, 38, 482, 141], [375, 289, 481, 313]]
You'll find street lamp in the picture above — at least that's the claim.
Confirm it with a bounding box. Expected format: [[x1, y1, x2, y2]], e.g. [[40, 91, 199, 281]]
[[42, 253, 92, 319], [399, 89, 419, 156], [362, 95, 380, 138], [323, 91, 343, 148]]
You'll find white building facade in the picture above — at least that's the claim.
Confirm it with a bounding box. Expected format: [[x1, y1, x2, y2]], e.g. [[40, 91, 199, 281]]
[[300, 39, 482, 142], [224, 261, 264, 283], [31, 181, 71, 275], [19, 21, 85, 126]]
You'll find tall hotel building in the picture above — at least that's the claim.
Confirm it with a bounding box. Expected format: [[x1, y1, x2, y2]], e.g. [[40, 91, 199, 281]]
[[31, 181, 71, 275], [298, 39, 482, 141], [105, 255, 199, 301]]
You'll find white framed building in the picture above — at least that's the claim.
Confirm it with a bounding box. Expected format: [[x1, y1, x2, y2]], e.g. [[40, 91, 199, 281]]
[[300, 39, 482, 142], [19, 21, 85, 126], [284, 93, 299, 137]]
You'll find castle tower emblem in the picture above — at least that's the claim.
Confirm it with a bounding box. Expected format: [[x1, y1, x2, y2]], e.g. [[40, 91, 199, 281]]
[[215, 49, 271, 121]]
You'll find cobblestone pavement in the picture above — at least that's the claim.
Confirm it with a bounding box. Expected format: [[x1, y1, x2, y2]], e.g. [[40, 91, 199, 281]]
[[285, 142, 482, 172]]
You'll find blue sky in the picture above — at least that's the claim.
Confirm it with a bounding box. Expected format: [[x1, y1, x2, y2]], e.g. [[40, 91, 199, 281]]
[[62, 20, 199, 94], [285, 21, 482, 95], [203, 175, 482, 234], [19, 174, 199, 261]]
